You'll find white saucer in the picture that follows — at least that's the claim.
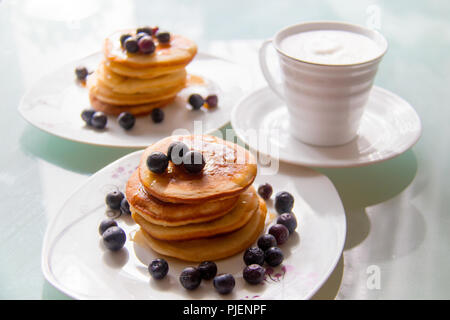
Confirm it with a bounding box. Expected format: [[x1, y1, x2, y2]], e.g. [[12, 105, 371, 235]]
[[19, 52, 249, 148], [231, 86, 422, 167], [42, 150, 346, 300]]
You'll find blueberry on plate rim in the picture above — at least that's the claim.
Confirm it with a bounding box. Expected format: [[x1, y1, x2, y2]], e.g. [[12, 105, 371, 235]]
[[198, 261, 217, 280], [213, 273, 235, 294], [268, 223, 290, 245], [243, 247, 265, 266], [179, 267, 202, 290], [151, 108, 164, 123], [148, 258, 169, 280], [98, 219, 118, 236], [105, 190, 125, 210], [243, 264, 266, 285], [102, 226, 126, 251], [117, 112, 136, 130], [274, 191, 294, 214]]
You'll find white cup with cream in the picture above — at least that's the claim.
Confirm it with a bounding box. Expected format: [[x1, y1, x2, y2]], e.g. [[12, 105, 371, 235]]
[[259, 21, 388, 146]]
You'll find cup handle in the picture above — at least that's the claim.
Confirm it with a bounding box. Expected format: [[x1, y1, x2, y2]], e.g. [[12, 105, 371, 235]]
[[259, 39, 285, 100]]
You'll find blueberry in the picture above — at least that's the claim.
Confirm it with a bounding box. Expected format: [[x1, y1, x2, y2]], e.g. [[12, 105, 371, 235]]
[[105, 190, 124, 210], [151, 108, 164, 123], [243, 247, 265, 266], [147, 151, 169, 174], [257, 183, 273, 200], [124, 37, 139, 53], [98, 219, 118, 235], [136, 27, 153, 36], [135, 32, 148, 42], [179, 267, 202, 290], [257, 234, 277, 251], [198, 261, 217, 280], [117, 112, 135, 130], [138, 35, 156, 54], [188, 94, 204, 110], [183, 151, 205, 174], [268, 224, 289, 245], [265, 247, 284, 267], [120, 34, 132, 47], [102, 226, 126, 251], [148, 258, 169, 280], [167, 141, 189, 165], [205, 94, 218, 108], [75, 66, 88, 81], [243, 264, 266, 285], [213, 274, 235, 294], [277, 213, 297, 234], [156, 31, 171, 44], [91, 111, 107, 129], [81, 109, 95, 126], [120, 198, 131, 215], [274, 191, 294, 214]]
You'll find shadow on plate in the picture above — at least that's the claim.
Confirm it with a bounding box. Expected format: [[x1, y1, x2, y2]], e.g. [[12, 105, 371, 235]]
[[311, 255, 344, 300], [20, 126, 139, 174]]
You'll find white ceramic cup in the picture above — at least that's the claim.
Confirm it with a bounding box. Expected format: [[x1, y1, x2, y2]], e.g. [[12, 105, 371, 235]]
[[259, 21, 388, 146]]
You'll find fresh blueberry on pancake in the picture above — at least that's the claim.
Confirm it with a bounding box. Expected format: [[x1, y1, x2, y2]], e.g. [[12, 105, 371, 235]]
[[198, 261, 217, 280], [274, 191, 294, 214], [102, 226, 126, 251], [167, 141, 189, 165], [106, 190, 125, 210], [91, 111, 107, 129], [136, 26, 153, 36], [243, 264, 266, 285], [148, 258, 169, 280], [277, 213, 297, 234], [151, 108, 164, 123], [182, 151, 205, 174], [120, 198, 131, 215], [213, 273, 235, 294], [156, 31, 171, 44], [124, 37, 139, 53], [138, 35, 156, 54], [188, 93, 204, 110], [179, 267, 202, 290], [243, 247, 265, 266], [147, 151, 169, 174], [268, 224, 289, 245], [98, 219, 118, 235], [257, 234, 277, 251], [81, 109, 95, 126], [75, 66, 88, 81], [117, 112, 135, 130], [265, 247, 284, 267], [119, 34, 131, 48], [257, 183, 273, 200], [135, 32, 148, 42], [205, 94, 218, 108]]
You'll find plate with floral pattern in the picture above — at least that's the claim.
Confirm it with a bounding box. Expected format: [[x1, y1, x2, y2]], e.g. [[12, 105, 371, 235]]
[[42, 149, 346, 299]]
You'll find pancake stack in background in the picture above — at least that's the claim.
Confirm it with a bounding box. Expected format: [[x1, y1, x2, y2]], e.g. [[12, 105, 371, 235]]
[[126, 135, 267, 262], [87, 28, 198, 116]]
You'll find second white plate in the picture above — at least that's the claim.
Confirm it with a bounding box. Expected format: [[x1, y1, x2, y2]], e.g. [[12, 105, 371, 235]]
[[231, 86, 422, 167], [42, 150, 346, 300], [19, 52, 248, 148]]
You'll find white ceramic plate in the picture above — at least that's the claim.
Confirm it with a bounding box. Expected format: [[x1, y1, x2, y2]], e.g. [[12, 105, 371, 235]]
[[19, 52, 248, 148], [231, 86, 422, 168], [42, 150, 346, 300]]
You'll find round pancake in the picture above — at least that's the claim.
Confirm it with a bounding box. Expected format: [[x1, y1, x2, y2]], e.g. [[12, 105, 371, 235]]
[[126, 170, 239, 226], [139, 135, 257, 204], [104, 30, 197, 68], [105, 60, 186, 80], [131, 186, 258, 240], [87, 73, 185, 105], [134, 198, 267, 262], [98, 61, 187, 94], [89, 93, 174, 116]]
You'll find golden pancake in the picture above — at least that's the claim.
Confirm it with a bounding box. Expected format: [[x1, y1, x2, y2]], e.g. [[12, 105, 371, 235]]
[[134, 198, 267, 262], [131, 186, 258, 240], [87, 73, 185, 105], [97, 61, 187, 95], [105, 60, 185, 80], [126, 170, 239, 226], [89, 93, 174, 116], [139, 135, 257, 204], [104, 30, 197, 68]]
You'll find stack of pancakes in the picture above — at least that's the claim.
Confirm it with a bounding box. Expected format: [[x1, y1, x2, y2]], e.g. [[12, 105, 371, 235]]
[[87, 29, 197, 116], [127, 135, 267, 262]]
